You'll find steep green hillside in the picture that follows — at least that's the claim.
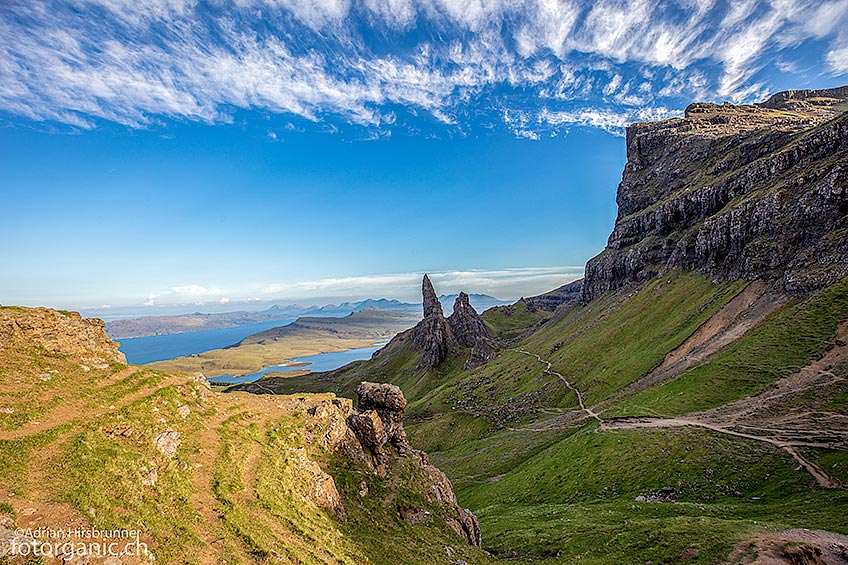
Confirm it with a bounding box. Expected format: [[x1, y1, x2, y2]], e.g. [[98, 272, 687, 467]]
[[611, 276, 848, 416]]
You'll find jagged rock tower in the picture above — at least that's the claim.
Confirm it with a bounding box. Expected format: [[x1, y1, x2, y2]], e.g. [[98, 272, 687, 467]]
[[409, 275, 492, 369], [447, 292, 490, 348], [412, 275, 454, 369]]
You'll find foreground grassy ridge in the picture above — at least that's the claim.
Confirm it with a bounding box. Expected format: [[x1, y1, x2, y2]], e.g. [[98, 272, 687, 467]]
[[0, 325, 491, 565], [329, 456, 489, 565], [59, 383, 207, 561], [212, 411, 370, 563], [0, 343, 127, 431], [612, 276, 848, 416]]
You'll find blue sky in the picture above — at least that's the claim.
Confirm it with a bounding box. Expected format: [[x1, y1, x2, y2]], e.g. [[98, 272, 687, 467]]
[[1, 0, 847, 311]]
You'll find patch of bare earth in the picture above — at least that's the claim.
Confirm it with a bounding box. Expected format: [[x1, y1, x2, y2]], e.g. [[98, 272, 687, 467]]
[[690, 321, 848, 448], [598, 280, 789, 407], [601, 321, 848, 488], [727, 528, 848, 564]]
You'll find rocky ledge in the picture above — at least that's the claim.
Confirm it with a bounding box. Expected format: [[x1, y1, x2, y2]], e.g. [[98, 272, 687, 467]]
[[582, 86, 848, 302], [302, 382, 481, 546], [0, 306, 126, 364]]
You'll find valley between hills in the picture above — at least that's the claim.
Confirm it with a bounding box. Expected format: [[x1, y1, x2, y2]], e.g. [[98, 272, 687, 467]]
[[1, 85, 847, 565]]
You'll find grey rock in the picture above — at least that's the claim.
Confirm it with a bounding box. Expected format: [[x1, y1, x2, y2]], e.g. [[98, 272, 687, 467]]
[[354, 382, 411, 454], [154, 428, 180, 459], [526, 279, 584, 312], [447, 292, 490, 348], [581, 87, 848, 302], [422, 274, 443, 318]]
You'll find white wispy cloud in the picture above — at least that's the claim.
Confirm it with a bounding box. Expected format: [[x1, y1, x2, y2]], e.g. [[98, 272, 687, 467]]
[[142, 284, 224, 306], [1, 0, 845, 137], [140, 266, 585, 306]]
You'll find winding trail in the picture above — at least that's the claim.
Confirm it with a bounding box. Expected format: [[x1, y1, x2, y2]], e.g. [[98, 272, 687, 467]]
[[601, 417, 845, 489], [510, 348, 845, 489], [250, 381, 278, 395], [513, 349, 603, 423]]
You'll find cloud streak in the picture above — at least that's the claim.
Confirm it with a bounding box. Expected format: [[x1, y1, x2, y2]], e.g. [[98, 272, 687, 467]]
[[1, 0, 846, 136], [140, 266, 585, 306]]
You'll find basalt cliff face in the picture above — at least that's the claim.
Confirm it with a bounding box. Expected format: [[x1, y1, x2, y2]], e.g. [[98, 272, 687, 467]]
[[583, 86, 848, 302]]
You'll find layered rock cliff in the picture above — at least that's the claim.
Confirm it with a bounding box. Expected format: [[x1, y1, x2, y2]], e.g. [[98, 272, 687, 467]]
[[583, 86, 848, 302]]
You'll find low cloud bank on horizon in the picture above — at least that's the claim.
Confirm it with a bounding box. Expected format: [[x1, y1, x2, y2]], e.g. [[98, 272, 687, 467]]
[[2, 0, 847, 137], [128, 266, 585, 309]]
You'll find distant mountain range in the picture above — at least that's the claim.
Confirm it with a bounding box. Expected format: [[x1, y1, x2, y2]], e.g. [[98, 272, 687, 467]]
[[105, 294, 509, 338]]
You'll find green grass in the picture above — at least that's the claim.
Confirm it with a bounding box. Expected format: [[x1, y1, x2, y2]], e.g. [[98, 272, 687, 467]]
[[483, 301, 548, 340], [58, 385, 206, 562], [801, 448, 848, 486], [407, 411, 492, 453], [516, 272, 746, 405], [462, 426, 815, 508], [0, 426, 67, 495], [613, 276, 848, 416], [426, 423, 577, 492], [457, 425, 847, 564], [476, 490, 848, 565]]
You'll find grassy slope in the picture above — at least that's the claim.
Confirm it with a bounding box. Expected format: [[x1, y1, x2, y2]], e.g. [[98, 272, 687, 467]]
[[0, 321, 487, 565], [519, 273, 747, 405], [611, 276, 848, 416], [406, 273, 848, 564]]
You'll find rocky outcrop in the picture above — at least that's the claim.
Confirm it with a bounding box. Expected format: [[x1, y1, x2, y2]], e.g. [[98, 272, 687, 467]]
[[0, 306, 126, 364], [411, 275, 455, 368], [387, 275, 495, 370], [353, 381, 411, 455], [447, 292, 490, 348], [448, 292, 496, 369], [526, 279, 584, 312], [343, 382, 481, 546], [582, 86, 848, 302], [293, 391, 481, 545], [422, 274, 443, 318]]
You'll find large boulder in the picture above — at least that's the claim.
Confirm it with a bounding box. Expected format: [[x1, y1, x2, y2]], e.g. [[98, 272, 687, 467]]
[[353, 382, 410, 453]]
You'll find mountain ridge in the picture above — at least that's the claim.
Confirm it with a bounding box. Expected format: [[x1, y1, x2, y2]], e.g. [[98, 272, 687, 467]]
[[582, 85, 848, 302], [106, 294, 509, 339]]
